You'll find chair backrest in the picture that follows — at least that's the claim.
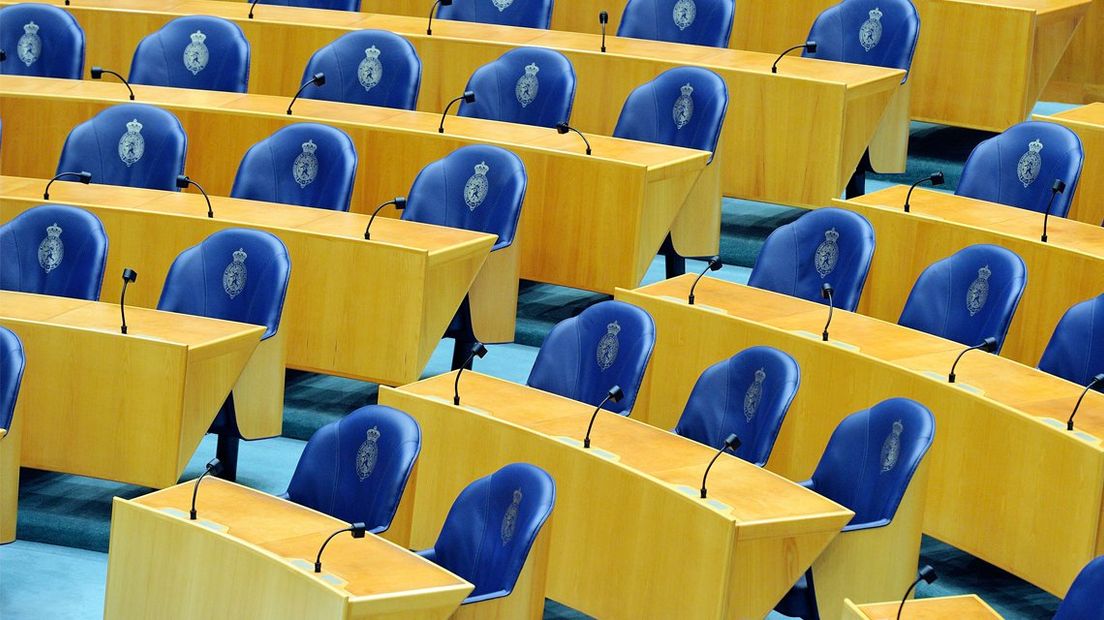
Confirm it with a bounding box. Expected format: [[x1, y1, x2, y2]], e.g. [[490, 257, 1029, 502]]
[[458, 47, 576, 129], [128, 16, 250, 93], [429, 462, 555, 600], [255, 0, 361, 11], [527, 300, 655, 415], [284, 405, 420, 533], [613, 66, 728, 163], [0, 3, 84, 79], [747, 207, 876, 312], [898, 244, 1027, 352], [0, 204, 108, 300], [956, 121, 1084, 218], [1055, 556, 1104, 620], [157, 228, 291, 340], [0, 326, 26, 433], [808, 397, 934, 527], [56, 103, 187, 192], [804, 0, 920, 83], [617, 0, 735, 48], [1039, 294, 1103, 386], [300, 30, 422, 110], [674, 346, 800, 467], [230, 123, 358, 212], [437, 0, 554, 29], [401, 144, 526, 251]]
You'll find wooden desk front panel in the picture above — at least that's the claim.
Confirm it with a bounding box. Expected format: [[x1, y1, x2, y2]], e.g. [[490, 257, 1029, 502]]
[[1035, 103, 1104, 227], [1043, 0, 1104, 103], [843, 595, 1004, 619]]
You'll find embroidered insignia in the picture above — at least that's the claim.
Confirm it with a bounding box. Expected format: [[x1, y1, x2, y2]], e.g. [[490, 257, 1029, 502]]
[[222, 248, 247, 299], [672, 0, 697, 30], [966, 265, 991, 317], [814, 228, 841, 278], [673, 83, 694, 130], [293, 140, 319, 189], [17, 21, 41, 67], [880, 419, 903, 472], [491, 0, 514, 11], [357, 46, 383, 92], [37, 222, 64, 273], [500, 489, 522, 544], [515, 63, 540, 108], [859, 8, 883, 52], [355, 426, 381, 481], [118, 118, 145, 167], [596, 321, 621, 371], [1016, 139, 1043, 188], [743, 368, 766, 422], [183, 30, 209, 76], [463, 161, 490, 211]]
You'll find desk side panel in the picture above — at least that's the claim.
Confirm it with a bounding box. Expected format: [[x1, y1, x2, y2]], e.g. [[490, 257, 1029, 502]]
[[1037, 112, 1104, 226], [1044, 0, 1104, 103]]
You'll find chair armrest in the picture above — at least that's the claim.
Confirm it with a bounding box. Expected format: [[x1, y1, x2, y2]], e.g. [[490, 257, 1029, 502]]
[[798, 479, 815, 490], [368, 525, 387, 535], [414, 548, 437, 563], [841, 518, 891, 533], [463, 589, 511, 604], [275, 491, 290, 500]]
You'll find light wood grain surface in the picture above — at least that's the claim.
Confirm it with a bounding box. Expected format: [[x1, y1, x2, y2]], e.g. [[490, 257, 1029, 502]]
[[1033, 103, 1104, 226], [843, 594, 1004, 619]]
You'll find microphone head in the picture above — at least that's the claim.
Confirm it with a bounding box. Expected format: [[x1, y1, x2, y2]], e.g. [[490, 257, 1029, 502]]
[[918, 564, 938, 584], [930, 171, 945, 186], [599, 10, 608, 23], [205, 457, 222, 475], [350, 522, 367, 538], [556, 122, 570, 135], [722, 433, 741, 450], [394, 196, 407, 210], [90, 66, 104, 79], [471, 342, 488, 359], [1090, 373, 1104, 388], [804, 40, 817, 53], [312, 72, 326, 86], [0, 50, 6, 62], [1052, 178, 1067, 193], [607, 385, 624, 403], [175, 175, 190, 190], [121, 268, 138, 283], [78, 171, 92, 184], [707, 255, 722, 271], [441, 0, 454, 5], [980, 337, 998, 352], [462, 90, 476, 104], [820, 282, 833, 298]]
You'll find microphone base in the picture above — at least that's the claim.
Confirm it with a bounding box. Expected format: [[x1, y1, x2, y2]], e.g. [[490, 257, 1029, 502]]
[[1040, 417, 1100, 444], [159, 508, 228, 532], [672, 485, 732, 513], [553, 436, 618, 461], [425, 395, 491, 415], [921, 370, 983, 394], [659, 296, 727, 314], [288, 559, 348, 588], [792, 330, 859, 351]]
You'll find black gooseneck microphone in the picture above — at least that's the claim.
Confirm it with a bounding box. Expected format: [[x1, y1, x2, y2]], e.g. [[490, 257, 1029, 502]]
[[896, 565, 938, 620], [688, 255, 722, 305], [427, 0, 454, 35], [364, 197, 407, 240], [439, 91, 476, 133], [820, 282, 834, 341], [583, 386, 624, 449], [453, 342, 488, 406], [1067, 373, 1104, 431], [43, 170, 92, 200], [176, 175, 213, 218], [0, 50, 6, 62], [119, 268, 138, 334], [314, 522, 367, 573], [287, 73, 325, 115], [90, 67, 135, 100], [1041, 178, 1067, 243], [556, 122, 591, 155], [771, 41, 817, 74], [903, 171, 945, 213], [248, 0, 261, 18], [948, 337, 998, 383], [599, 11, 608, 52], [189, 458, 222, 520], [700, 433, 740, 499]]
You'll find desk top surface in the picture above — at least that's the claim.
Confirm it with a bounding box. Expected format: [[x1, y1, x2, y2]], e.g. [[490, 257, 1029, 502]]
[[852, 594, 1002, 619], [1043, 101, 1104, 124]]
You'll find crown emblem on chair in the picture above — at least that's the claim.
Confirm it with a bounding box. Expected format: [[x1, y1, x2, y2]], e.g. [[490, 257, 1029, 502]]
[[513, 489, 523, 503], [46, 222, 62, 239], [869, 7, 883, 19], [301, 140, 318, 154], [754, 368, 766, 382], [365, 45, 381, 59], [127, 119, 144, 134], [892, 420, 903, 434], [524, 63, 540, 76], [233, 248, 247, 263], [978, 265, 991, 280], [23, 21, 39, 35], [366, 426, 381, 442], [607, 321, 621, 335], [190, 30, 207, 44], [1028, 139, 1043, 153], [825, 228, 839, 242], [681, 84, 694, 97], [474, 161, 490, 176]]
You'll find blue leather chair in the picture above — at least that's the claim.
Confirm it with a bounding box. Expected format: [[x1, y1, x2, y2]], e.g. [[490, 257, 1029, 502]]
[[956, 121, 1084, 217], [252, 0, 360, 11], [416, 463, 555, 606], [804, 0, 920, 83], [56, 103, 187, 192], [437, 0, 554, 29], [0, 3, 85, 79], [128, 16, 250, 93], [0, 204, 108, 300], [231, 123, 358, 211], [747, 207, 876, 312], [613, 66, 728, 163], [0, 326, 26, 438], [776, 397, 935, 619], [898, 244, 1027, 353], [300, 30, 422, 110], [617, 0, 736, 48], [458, 47, 576, 128], [674, 346, 800, 467], [1056, 556, 1104, 620], [282, 405, 420, 534], [527, 300, 655, 415], [1039, 294, 1103, 386]]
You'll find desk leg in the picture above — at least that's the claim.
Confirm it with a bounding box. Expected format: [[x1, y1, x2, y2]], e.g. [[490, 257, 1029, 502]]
[[450, 297, 476, 371], [212, 395, 240, 482], [660, 234, 686, 279], [845, 150, 873, 199]]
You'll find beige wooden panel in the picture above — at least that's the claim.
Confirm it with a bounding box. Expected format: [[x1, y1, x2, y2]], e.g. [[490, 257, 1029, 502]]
[[0, 403, 21, 543], [1034, 103, 1104, 226], [1044, 0, 1104, 103], [849, 595, 1005, 619]]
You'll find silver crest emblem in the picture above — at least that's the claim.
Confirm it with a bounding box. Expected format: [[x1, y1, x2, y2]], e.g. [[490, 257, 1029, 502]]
[[596, 321, 621, 371], [37, 223, 64, 273], [880, 419, 903, 472], [1016, 139, 1043, 188], [966, 265, 991, 317], [118, 119, 145, 167], [500, 489, 522, 544], [222, 248, 248, 299], [463, 161, 490, 211], [491, 0, 514, 11], [355, 426, 381, 481], [673, 83, 694, 130], [672, 0, 697, 30], [17, 21, 41, 67], [859, 8, 883, 52], [814, 228, 841, 278], [292, 140, 319, 189], [357, 46, 383, 92], [743, 368, 766, 423], [515, 63, 540, 108], [183, 30, 209, 76]]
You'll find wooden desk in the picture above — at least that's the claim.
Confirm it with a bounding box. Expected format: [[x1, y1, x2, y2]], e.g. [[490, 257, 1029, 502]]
[[0, 75, 712, 294], [106, 479, 473, 619], [616, 277, 1104, 597], [377, 372, 853, 619], [11, 0, 909, 209], [0, 291, 268, 489], [1044, 0, 1104, 103], [843, 595, 1004, 619], [833, 185, 1104, 368], [0, 176, 501, 383], [1033, 103, 1104, 226]]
